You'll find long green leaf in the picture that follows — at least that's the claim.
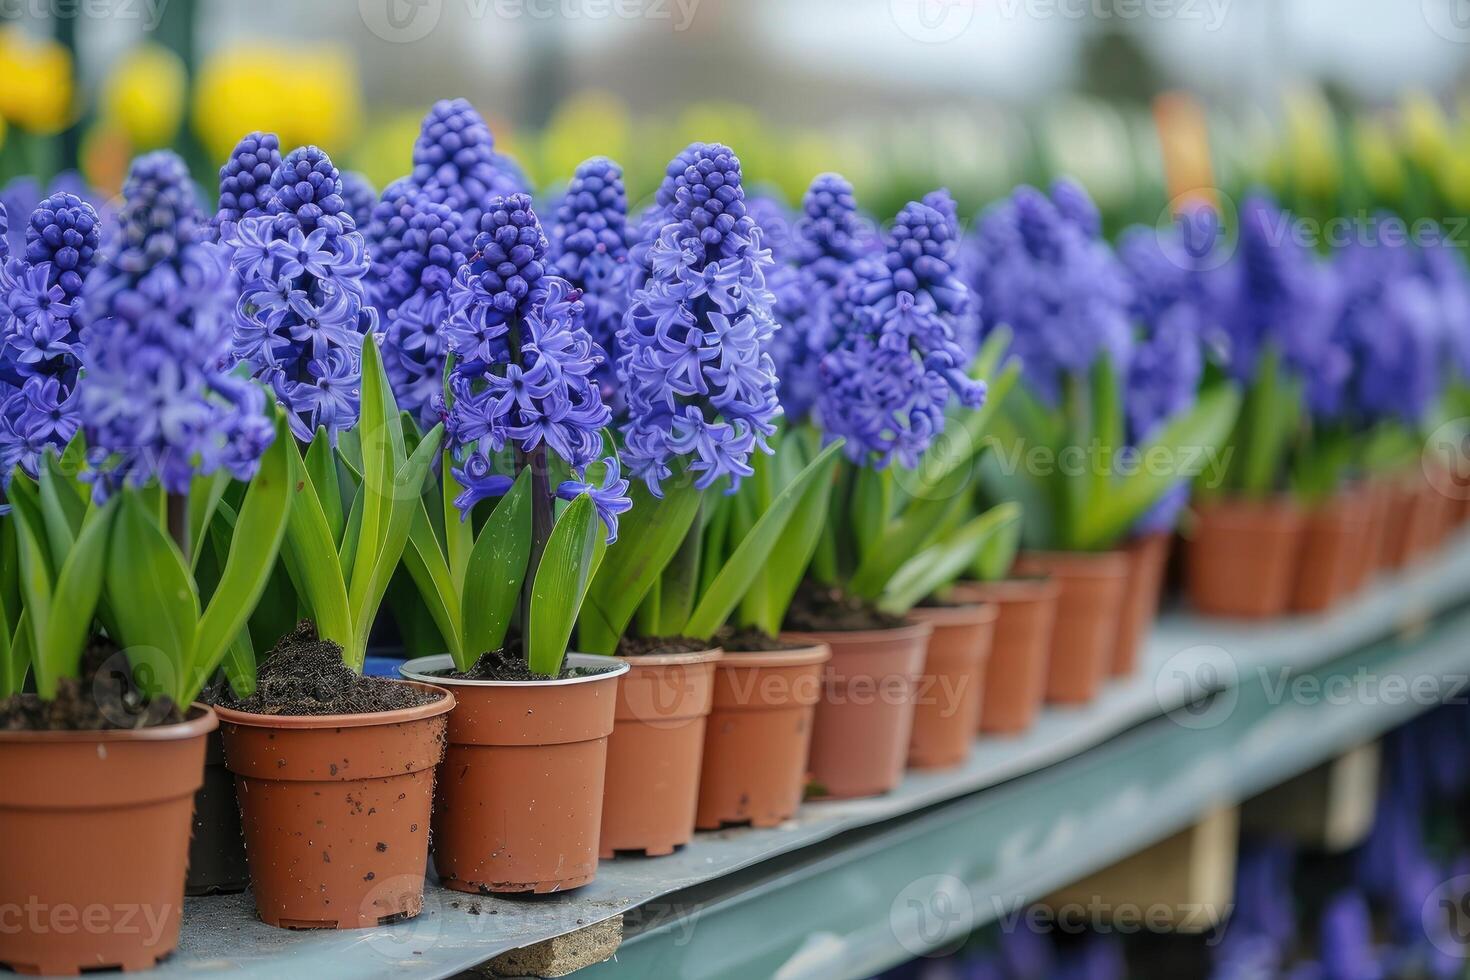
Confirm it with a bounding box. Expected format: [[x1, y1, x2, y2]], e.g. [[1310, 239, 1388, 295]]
[[402, 501, 464, 667], [684, 439, 846, 639], [2, 611, 31, 697], [39, 452, 86, 562], [442, 453, 473, 588], [39, 502, 116, 695], [11, 502, 53, 695], [528, 495, 601, 677], [1073, 384, 1242, 550], [306, 428, 345, 546], [281, 438, 354, 653], [461, 468, 532, 670], [190, 417, 292, 703], [346, 338, 403, 631], [741, 438, 841, 635], [578, 479, 702, 654], [880, 503, 1021, 614], [106, 491, 200, 703], [222, 625, 256, 698], [848, 490, 964, 601], [187, 470, 230, 571]]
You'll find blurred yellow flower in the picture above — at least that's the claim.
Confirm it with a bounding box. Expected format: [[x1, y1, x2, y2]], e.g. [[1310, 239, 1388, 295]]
[[540, 90, 632, 187], [102, 44, 186, 150], [1350, 117, 1404, 201], [351, 112, 421, 192], [0, 27, 73, 134], [1282, 87, 1339, 200], [1400, 89, 1451, 172], [193, 41, 362, 166]]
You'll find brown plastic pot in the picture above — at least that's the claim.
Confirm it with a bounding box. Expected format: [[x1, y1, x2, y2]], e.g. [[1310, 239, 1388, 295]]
[[950, 578, 1060, 735], [905, 604, 996, 769], [1112, 532, 1172, 677], [696, 644, 831, 830], [786, 621, 932, 800], [400, 653, 625, 894], [1347, 482, 1391, 593], [1292, 490, 1372, 614], [1186, 498, 1304, 619], [216, 682, 452, 929], [1014, 551, 1129, 705], [0, 706, 216, 975], [1380, 478, 1434, 569], [185, 728, 249, 896], [599, 648, 723, 858]]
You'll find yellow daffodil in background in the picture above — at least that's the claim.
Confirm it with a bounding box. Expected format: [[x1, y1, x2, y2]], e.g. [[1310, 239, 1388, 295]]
[[0, 27, 73, 134], [1400, 89, 1451, 174], [192, 42, 362, 165], [1351, 117, 1405, 202], [1282, 87, 1340, 201], [102, 44, 186, 150], [539, 91, 633, 191], [351, 111, 421, 192]]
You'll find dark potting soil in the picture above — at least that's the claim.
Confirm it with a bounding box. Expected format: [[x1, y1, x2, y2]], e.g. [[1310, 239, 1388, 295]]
[[0, 638, 183, 731], [783, 581, 906, 633], [715, 627, 806, 653], [223, 622, 442, 716], [435, 644, 617, 681], [615, 634, 710, 658]]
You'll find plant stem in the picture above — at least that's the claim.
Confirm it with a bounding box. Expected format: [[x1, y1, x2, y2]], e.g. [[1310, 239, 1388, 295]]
[[508, 316, 553, 663], [166, 492, 190, 562]]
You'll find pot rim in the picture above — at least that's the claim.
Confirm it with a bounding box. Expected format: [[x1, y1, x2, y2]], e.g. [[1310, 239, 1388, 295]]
[[950, 576, 1061, 604], [782, 619, 934, 645], [715, 644, 832, 669], [616, 646, 724, 668], [906, 602, 999, 628], [1017, 548, 1129, 571], [398, 652, 629, 688], [0, 701, 218, 744], [213, 680, 454, 730]]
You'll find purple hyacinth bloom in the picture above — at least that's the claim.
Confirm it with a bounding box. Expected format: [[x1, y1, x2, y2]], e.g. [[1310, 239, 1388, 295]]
[[816, 192, 985, 469], [409, 98, 525, 238], [618, 143, 781, 494], [443, 194, 626, 540], [1420, 238, 1470, 379], [371, 187, 467, 425], [1317, 891, 1385, 980], [339, 171, 377, 229], [24, 191, 100, 303], [970, 182, 1133, 408], [225, 146, 374, 442], [212, 131, 281, 240], [1319, 226, 1440, 426], [548, 157, 632, 400], [79, 151, 274, 498]]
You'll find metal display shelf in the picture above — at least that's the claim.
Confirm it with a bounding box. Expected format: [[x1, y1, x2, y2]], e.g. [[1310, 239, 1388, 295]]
[[146, 533, 1470, 980]]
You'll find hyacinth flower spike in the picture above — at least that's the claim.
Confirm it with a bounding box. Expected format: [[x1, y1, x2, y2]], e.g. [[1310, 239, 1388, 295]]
[[970, 184, 1239, 553], [0, 150, 294, 709], [211, 131, 282, 240], [574, 143, 847, 655], [390, 193, 623, 678]]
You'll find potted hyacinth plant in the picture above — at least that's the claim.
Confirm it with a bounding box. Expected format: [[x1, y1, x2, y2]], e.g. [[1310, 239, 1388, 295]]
[[1185, 192, 1337, 619], [0, 152, 293, 974], [972, 182, 1238, 703], [214, 143, 455, 930], [774, 186, 1012, 797], [394, 191, 630, 895], [561, 146, 846, 856]]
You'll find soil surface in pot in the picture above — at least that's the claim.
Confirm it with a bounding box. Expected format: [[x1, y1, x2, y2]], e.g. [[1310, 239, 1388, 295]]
[[616, 634, 710, 657], [223, 623, 441, 715], [783, 582, 905, 632], [716, 627, 806, 653], [433, 642, 617, 681], [0, 638, 182, 731]]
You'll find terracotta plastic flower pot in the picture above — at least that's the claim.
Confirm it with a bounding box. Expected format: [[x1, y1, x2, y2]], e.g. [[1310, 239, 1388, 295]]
[[599, 648, 722, 858], [786, 621, 932, 800], [1112, 532, 1172, 677], [1381, 479, 1434, 570], [1014, 551, 1129, 705], [0, 706, 216, 975], [905, 604, 996, 769], [216, 682, 453, 929], [1420, 475, 1457, 551], [695, 644, 831, 830], [400, 654, 625, 894], [1292, 490, 1372, 614], [950, 578, 1059, 735], [1186, 498, 1304, 619], [185, 728, 250, 896], [1347, 482, 1391, 593]]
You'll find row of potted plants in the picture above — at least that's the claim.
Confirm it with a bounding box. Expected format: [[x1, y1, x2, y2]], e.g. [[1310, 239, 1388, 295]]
[[2, 97, 1469, 973]]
